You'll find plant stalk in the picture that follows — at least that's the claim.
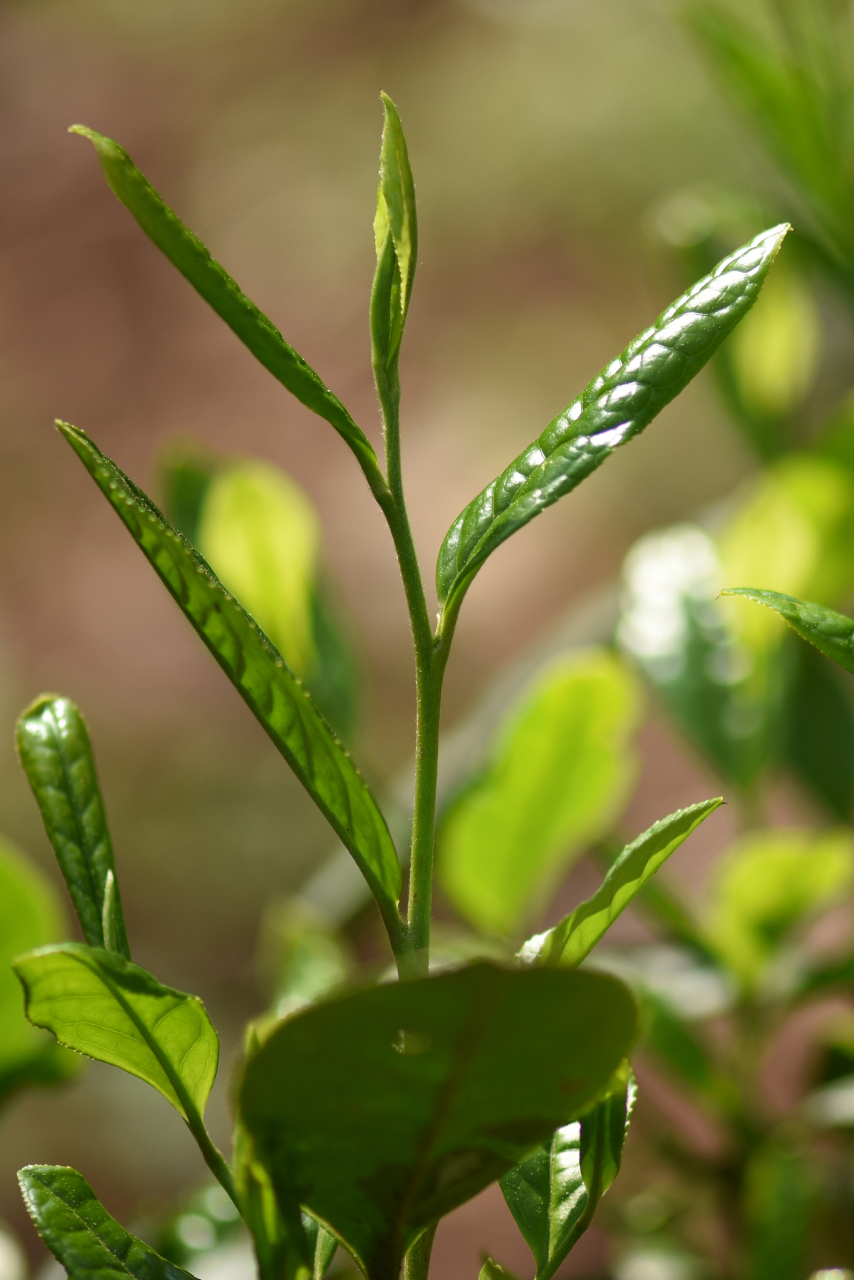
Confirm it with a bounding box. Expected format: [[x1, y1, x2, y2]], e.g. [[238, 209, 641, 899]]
[[186, 1111, 239, 1209], [403, 1223, 438, 1280]]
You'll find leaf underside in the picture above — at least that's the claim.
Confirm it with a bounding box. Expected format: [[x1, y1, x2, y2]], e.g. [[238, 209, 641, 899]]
[[437, 225, 790, 618], [14, 943, 218, 1121], [56, 421, 402, 934], [239, 962, 636, 1280], [70, 126, 379, 481]]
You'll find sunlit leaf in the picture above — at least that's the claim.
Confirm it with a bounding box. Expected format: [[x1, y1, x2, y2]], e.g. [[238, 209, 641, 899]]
[[703, 827, 854, 985], [198, 460, 320, 679], [239, 961, 636, 1280], [722, 588, 854, 676], [519, 799, 722, 967], [438, 651, 642, 937], [436, 225, 789, 622], [15, 943, 218, 1121], [57, 421, 403, 942], [371, 93, 417, 381], [16, 695, 130, 958], [0, 839, 77, 1105], [500, 1069, 635, 1280], [19, 1164, 197, 1280], [70, 126, 383, 488]]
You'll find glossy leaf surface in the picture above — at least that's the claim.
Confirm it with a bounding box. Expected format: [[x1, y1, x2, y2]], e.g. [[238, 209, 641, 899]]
[[16, 695, 129, 957], [501, 1072, 634, 1280], [57, 421, 402, 938], [722, 588, 854, 675], [704, 828, 854, 986], [439, 651, 641, 937], [240, 962, 636, 1280], [437, 225, 789, 619], [519, 799, 722, 967], [71, 127, 380, 482], [0, 839, 77, 1104], [15, 943, 218, 1121], [19, 1164, 197, 1280]]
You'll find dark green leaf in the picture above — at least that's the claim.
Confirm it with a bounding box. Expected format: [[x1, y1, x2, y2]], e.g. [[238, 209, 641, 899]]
[[16, 695, 129, 957], [371, 93, 417, 380], [14, 942, 218, 1122], [234, 1122, 309, 1280], [743, 1143, 815, 1280], [722, 587, 854, 675], [158, 439, 219, 545], [302, 1213, 338, 1280], [239, 961, 636, 1280], [0, 838, 78, 1105], [56, 421, 403, 943], [70, 126, 382, 487], [438, 651, 641, 938], [785, 640, 854, 820], [436, 225, 789, 621], [19, 1164, 197, 1280], [519, 800, 722, 967], [501, 1070, 634, 1280]]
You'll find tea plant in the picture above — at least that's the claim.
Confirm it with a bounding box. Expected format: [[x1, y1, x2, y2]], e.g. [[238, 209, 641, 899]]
[[8, 96, 785, 1280]]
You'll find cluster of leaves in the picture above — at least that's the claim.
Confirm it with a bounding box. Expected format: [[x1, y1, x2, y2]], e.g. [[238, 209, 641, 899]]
[[0, 60, 801, 1280]]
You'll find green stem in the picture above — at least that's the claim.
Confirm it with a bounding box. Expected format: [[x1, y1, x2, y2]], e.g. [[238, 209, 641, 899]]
[[374, 356, 447, 982], [186, 1110, 239, 1209], [403, 1223, 438, 1280]]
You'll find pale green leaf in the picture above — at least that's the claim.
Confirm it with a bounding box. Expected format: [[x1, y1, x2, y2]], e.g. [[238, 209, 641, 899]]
[[14, 943, 218, 1121], [438, 650, 642, 937]]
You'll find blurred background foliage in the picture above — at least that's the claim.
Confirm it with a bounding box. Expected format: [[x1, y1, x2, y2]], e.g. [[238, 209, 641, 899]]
[[7, 0, 854, 1277]]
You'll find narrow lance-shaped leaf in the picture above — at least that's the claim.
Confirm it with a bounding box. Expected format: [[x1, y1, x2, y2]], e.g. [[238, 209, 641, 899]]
[[437, 225, 790, 623], [16, 695, 129, 958], [722, 588, 854, 675], [19, 1164, 198, 1280], [371, 93, 417, 380], [500, 1070, 635, 1280], [239, 962, 636, 1280], [69, 126, 383, 490], [519, 799, 723, 967], [14, 942, 218, 1123], [56, 422, 403, 945]]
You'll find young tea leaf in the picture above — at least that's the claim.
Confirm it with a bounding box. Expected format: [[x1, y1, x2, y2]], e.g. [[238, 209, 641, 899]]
[[0, 839, 78, 1105], [14, 943, 218, 1122], [239, 961, 636, 1280], [70, 126, 383, 489], [438, 651, 642, 938], [19, 1164, 197, 1280], [16, 695, 130, 958], [56, 422, 403, 944], [500, 1071, 635, 1280], [519, 799, 723, 967], [371, 93, 417, 381], [436, 225, 789, 623], [722, 588, 854, 675]]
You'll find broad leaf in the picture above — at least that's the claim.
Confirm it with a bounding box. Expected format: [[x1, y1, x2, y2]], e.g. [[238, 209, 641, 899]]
[[70, 127, 382, 487], [239, 961, 636, 1280], [722, 588, 854, 675], [57, 421, 403, 941], [500, 1070, 635, 1280], [519, 799, 723, 967], [19, 1164, 197, 1280], [16, 694, 130, 957], [14, 942, 218, 1122], [371, 93, 417, 377], [0, 838, 77, 1104], [436, 225, 789, 621], [438, 650, 641, 937], [704, 827, 854, 986]]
